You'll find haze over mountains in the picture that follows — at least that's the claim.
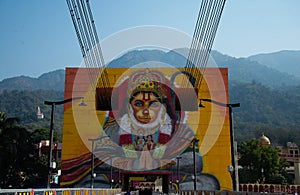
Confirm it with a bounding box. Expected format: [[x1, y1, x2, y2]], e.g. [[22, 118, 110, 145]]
[[0, 49, 299, 91], [0, 69, 65, 92], [248, 50, 300, 79]]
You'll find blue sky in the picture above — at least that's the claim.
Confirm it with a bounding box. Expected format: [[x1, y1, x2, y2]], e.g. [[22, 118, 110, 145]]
[[0, 0, 299, 81]]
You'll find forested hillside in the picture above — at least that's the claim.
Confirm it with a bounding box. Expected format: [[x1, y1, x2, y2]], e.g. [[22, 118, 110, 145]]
[[0, 90, 64, 133], [229, 81, 300, 146]]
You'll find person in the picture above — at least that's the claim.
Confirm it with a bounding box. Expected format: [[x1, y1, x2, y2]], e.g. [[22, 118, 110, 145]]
[[139, 183, 145, 195], [125, 188, 131, 195], [134, 134, 145, 151], [144, 135, 156, 151], [101, 69, 194, 171]]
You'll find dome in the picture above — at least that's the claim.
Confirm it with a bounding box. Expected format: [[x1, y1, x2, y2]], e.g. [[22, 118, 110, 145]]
[[259, 134, 271, 146]]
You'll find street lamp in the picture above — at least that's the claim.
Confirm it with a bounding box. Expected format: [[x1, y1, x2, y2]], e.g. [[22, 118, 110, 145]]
[[44, 97, 86, 188], [114, 162, 121, 189], [199, 98, 240, 191], [176, 156, 182, 191], [261, 167, 264, 184], [88, 138, 99, 189], [192, 137, 199, 191], [110, 158, 113, 189], [118, 166, 121, 189], [88, 136, 109, 189], [169, 160, 175, 190]]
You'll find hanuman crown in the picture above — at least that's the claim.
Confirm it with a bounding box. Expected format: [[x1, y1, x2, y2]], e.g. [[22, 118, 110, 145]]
[[128, 69, 167, 99]]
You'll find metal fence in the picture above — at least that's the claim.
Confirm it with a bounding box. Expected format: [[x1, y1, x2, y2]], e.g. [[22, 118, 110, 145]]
[[169, 190, 286, 195], [0, 188, 122, 195], [1, 188, 299, 195], [239, 184, 300, 194]]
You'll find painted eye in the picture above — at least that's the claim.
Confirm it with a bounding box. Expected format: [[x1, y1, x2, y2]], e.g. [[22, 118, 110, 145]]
[[149, 101, 160, 108], [134, 100, 144, 107]]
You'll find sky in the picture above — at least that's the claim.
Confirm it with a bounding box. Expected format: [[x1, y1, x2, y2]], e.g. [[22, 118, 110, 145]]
[[0, 0, 300, 81]]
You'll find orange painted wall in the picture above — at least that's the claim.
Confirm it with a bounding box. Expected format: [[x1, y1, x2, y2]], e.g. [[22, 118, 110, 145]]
[[61, 67, 232, 190]]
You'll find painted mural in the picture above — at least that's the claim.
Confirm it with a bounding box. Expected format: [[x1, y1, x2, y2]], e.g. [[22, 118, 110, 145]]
[[60, 67, 232, 191]]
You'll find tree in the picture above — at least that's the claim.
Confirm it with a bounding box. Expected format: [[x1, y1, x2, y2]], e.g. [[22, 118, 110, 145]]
[[238, 139, 289, 184], [0, 112, 48, 188], [0, 112, 19, 133], [0, 125, 36, 188], [31, 128, 60, 143]]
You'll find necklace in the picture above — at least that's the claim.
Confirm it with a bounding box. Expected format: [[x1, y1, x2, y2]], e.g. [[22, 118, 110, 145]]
[[130, 123, 161, 137]]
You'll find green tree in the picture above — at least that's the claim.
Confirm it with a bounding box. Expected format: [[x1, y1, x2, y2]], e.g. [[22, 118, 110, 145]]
[[0, 112, 48, 188], [0, 125, 36, 188], [31, 128, 60, 143], [238, 139, 289, 184], [0, 112, 22, 187], [30, 127, 60, 185], [0, 112, 19, 132]]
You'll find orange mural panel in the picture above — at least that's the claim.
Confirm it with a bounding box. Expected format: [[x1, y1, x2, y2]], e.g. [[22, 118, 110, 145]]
[[61, 67, 232, 191]]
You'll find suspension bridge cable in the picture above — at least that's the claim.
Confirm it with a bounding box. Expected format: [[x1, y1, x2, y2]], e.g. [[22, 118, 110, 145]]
[[184, 0, 226, 92], [194, 0, 226, 88], [66, 0, 110, 91]]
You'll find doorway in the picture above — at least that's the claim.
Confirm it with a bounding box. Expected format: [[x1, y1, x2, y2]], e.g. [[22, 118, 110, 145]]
[[122, 171, 170, 194]]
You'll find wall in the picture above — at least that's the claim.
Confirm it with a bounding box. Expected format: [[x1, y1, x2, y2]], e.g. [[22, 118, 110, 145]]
[[60, 67, 232, 190]]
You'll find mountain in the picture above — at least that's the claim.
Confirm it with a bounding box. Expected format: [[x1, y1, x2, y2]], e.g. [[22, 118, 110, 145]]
[[0, 69, 65, 92], [212, 53, 300, 89], [0, 49, 300, 146], [107, 49, 188, 67], [247, 50, 300, 79], [107, 48, 300, 88], [0, 89, 64, 133], [1, 49, 300, 91], [229, 81, 300, 146]]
